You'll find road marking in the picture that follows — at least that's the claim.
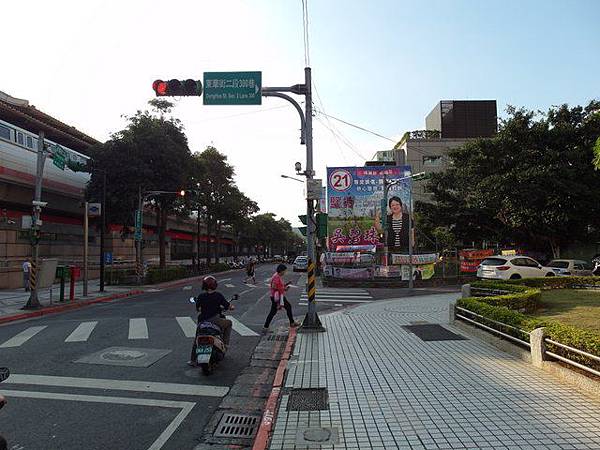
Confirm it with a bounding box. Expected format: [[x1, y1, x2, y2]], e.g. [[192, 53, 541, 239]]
[[225, 283, 235, 288], [299, 302, 308, 306], [176, 317, 196, 338], [219, 278, 231, 282], [182, 286, 192, 291], [146, 288, 163, 292], [303, 298, 372, 303], [335, 304, 343, 307], [4, 374, 229, 397], [229, 317, 259, 336], [300, 293, 372, 298], [129, 318, 148, 339], [65, 321, 98, 342], [0, 389, 196, 450], [0, 326, 47, 348]]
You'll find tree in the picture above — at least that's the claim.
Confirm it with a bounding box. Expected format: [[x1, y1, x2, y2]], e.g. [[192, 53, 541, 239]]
[[87, 100, 191, 268], [418, 101, 600, 258]]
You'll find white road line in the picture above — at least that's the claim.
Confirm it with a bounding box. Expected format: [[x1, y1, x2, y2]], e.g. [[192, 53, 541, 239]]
[[219, 278, 231, 282], [0, 326, 47, 348], [229, 317, 259, 336], [299, 302, 308, 306], [128, 318, 148, 339], [176, 317, 196, 338], [0, 389, 196, 450], [225, 283, 235, 288], [300, 294, 373, 298], [65, 321, 98, 343], [4, 374, 229, 397], [182, 286, 192, 291], [309, 298, 372, 303]]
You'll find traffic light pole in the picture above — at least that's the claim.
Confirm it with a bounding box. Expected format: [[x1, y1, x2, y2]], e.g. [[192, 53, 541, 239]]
[[262, 67, 324, 331]]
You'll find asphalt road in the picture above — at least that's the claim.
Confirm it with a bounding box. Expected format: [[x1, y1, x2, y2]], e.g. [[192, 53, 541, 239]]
[[0, 264, 457, 449], [0, 264, 347, 450]]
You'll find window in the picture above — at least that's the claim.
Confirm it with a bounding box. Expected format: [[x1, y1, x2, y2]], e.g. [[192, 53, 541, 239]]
[[523, 258, 540, 267], [422, 155, 442, 167], [547, 260, 569, 268], [26, 135, 33, 148], [17, 132, 24, 145], [480, 258, 507, 266], [0, 124, 10, 140], [574, 263, 583, 270]]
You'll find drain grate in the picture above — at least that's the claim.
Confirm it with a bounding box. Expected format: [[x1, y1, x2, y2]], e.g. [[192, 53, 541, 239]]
[[213, 413, 261, 438], [402, 324, 468, 342], [287, 388, 328, 411], [266, 335, 289, 342]]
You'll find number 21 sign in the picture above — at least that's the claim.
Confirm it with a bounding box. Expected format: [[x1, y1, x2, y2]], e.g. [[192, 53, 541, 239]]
[[329, 169, 353, 192]]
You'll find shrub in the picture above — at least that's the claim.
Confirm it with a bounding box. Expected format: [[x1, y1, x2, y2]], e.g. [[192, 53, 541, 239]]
[[508, 276, 600, 290], [146, 266, 187, 284], [210, 262, 231, 273], [469, 280, 541, 312]]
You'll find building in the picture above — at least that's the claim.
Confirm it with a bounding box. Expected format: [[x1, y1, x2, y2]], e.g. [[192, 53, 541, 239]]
[[0, 91, 237, 289], [373, 100, 497, 203]]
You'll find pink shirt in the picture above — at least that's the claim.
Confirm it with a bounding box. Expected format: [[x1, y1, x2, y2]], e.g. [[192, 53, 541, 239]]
[[270, 273, 286, 298]]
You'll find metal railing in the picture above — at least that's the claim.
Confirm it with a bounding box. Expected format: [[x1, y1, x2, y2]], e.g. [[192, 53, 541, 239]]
[[455, 306, 531, 348], [544, 338, 600, 378]]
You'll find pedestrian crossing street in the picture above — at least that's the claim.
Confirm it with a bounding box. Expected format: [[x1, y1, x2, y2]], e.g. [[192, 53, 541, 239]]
[[0, 316, 258, 349], [298, 288, 373, 306]]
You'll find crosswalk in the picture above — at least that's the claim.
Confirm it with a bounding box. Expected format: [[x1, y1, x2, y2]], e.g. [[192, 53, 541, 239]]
[[298, 288, 373, 306], [0, 316, 259, 348]]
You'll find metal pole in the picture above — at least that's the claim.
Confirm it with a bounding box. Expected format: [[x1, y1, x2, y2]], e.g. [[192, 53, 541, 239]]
[[137, 186, 143, 285], [24, 131, 46, 309], [83, 201, 89, 297], [408, 178, 414, 289], [99, 171, 106, 292], [382, 175, 389, 267], [302, 66, 323, 331]]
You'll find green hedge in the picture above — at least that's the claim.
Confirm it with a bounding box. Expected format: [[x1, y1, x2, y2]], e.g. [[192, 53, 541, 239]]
[[146, 266, 188, 284], [458, 278, 600, 372], [210, 263, 231, 273]]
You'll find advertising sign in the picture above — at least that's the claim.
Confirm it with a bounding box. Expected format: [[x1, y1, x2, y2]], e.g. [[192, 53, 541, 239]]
[[327, 166, 412, 250]]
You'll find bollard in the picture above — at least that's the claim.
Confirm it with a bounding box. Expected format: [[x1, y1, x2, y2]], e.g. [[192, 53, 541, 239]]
[[461, 284, 471, 298], [448, 301, 456, 324], [530, 327, 547, 368], [69, 266, 77, 301], [60, 274, 65, 302]]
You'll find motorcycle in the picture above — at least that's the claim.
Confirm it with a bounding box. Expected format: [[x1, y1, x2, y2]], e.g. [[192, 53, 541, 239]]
[[189, 294, 238, 376]]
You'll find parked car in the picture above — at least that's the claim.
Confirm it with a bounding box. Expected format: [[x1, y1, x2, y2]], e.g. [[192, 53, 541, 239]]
[[477, 255, 555, 280], [546, 259, 593, 277], [293, 256, 309, 272]]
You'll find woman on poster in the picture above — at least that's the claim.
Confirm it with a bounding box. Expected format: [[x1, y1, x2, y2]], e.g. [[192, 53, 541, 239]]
[[374, 196, 410, 252]]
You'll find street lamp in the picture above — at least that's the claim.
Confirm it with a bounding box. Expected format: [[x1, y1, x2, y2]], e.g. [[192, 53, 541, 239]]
[[382, 171, 425, 289], [281, 174, 304, 183]]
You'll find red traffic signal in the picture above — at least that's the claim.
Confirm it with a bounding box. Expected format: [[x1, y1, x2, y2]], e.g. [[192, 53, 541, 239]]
[[152, 79, 202, 97]]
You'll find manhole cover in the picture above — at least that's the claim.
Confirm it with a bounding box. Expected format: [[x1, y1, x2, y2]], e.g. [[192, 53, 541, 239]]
[[296, 427, 338, 445], [101, 349, 147, 361], [402, 324, 468, 342], [74, 347, 172, 367], [304, 428, 331, 442], [287, 388, 328, 411], [213, 413, 260, 438]]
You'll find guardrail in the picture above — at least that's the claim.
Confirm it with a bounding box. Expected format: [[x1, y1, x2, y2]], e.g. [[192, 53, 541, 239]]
[[455, 306, 531, 348], [544, 338, 600, 378]]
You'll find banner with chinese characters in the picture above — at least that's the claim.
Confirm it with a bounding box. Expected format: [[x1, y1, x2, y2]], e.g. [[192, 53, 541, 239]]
[[391, 253, 439, 265], [326, 166, 412, 250]]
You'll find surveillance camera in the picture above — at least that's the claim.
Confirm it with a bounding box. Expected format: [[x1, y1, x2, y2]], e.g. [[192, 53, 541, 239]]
[[32, 201, 48, 207], [295, 162, 302, 173]]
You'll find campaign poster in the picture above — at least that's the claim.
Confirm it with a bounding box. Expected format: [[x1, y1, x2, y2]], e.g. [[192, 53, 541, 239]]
[[327, 166, 412, 251]]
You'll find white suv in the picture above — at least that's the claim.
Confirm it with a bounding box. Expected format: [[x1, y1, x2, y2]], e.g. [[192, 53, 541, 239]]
[[477, 255, 555, 280]]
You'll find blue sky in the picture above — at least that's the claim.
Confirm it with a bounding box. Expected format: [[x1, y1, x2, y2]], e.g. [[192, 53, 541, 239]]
[[1, 0, 598, 225]]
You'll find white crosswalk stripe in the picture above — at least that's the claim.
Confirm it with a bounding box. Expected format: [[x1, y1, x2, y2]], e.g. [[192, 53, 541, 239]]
[[299, 288, 373, 304], [0, 326, 47, 348], [65, 321, 98, 342], [225, 283, 235, 288], [229, 317, 259, 336], [128, 318, 148, 339], [176, 317, 197, 338]]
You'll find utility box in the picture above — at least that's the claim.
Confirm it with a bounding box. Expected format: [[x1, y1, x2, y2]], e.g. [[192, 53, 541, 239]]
[[38, 258, 59, 289]]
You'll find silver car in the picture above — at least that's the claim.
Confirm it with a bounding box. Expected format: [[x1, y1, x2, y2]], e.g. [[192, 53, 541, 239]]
[[547, 259, 593, 276], [293, 256, 308, 272]]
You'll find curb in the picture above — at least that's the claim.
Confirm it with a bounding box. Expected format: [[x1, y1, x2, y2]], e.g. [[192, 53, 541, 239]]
[[0, 290, 144, 325], [252, 327, 297, 450]]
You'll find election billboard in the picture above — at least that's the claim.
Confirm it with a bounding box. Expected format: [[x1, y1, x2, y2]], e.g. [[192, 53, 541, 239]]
[[326, 166, 412, 252]]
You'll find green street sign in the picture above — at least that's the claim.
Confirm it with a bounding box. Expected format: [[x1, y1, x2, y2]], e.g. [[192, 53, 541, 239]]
[[134, 209, 142, 241], [52, 145, 67, 170], [298, 226, 307, 237], [203, 71, 262, 105]]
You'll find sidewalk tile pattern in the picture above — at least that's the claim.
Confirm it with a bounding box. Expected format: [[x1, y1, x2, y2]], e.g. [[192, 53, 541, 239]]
[[269, 294, 600, 450]]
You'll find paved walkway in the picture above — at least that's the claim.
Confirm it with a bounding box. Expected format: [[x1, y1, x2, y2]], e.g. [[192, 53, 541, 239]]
[[270, 294, 600, 450], [0, 280, 136, 318]]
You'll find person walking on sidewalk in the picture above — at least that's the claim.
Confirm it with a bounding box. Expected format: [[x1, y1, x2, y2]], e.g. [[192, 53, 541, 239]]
[[263, 264, 299, 331], [22, 259, 31, 292], [244, 259, 256, 284]]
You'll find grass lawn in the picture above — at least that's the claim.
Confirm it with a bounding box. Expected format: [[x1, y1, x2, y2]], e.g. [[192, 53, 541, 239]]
[[535, 289, 600, 333]]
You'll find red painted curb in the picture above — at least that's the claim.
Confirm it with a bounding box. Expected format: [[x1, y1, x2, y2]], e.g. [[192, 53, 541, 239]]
[[252, 327, 298, 450], [0, 290, 144, 325]]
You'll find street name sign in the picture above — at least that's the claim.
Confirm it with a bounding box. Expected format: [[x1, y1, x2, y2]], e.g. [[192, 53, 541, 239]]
[[52, 145, 67, 170], [203, 71, 262, 105], [134, 210, 142, 241]]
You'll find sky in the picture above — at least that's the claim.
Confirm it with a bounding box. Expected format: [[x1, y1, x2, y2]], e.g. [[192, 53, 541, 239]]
[[1, 0, 599, 226]]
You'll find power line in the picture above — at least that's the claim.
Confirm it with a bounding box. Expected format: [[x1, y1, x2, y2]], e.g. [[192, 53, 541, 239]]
[[314, 109, 396, 142], [186, 104, 290, 123]]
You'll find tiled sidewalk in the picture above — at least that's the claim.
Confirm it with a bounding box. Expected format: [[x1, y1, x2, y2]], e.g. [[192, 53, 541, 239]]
[[270, 294, 600, 450]]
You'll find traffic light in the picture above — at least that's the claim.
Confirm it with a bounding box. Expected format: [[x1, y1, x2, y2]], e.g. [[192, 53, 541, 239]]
[[152, 79, 202, 97]]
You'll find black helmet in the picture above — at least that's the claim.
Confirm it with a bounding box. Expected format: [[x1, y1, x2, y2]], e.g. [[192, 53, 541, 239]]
[[276, 264, 287, 273], [202, 275, 218, 291]]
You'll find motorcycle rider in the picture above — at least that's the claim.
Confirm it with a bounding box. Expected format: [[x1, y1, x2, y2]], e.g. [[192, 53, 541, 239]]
[[188, 275, 234, 366]]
